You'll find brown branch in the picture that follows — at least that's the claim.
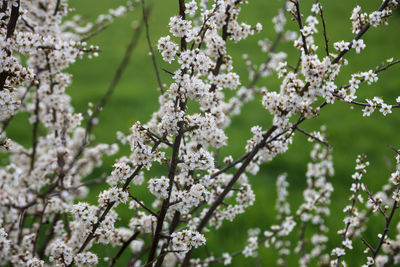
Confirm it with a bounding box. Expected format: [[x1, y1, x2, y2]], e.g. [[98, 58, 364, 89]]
[[195, 183, 330, 266], [162, 68, 175, 76], [0, 0, 20, 90], [54, 0, 61, 16], [6, 0, 20, 39], [127, 243, 150, 266], [29, 89, 40, 173], [197, 126, 277, 232], [146, 125, 185, 263], [154, 211, 181, 266], [0, 1, 8, 14], [361, 238, 376, 254], [181, 126, 278, 266], [81, 24, 111, 41], [297, 127, 331, 148], [87, 19, 143, 129], [17, 209, 26, 245], [376, 58, 400, 73], [38, 213, 60, 258], [331, 58, 400, 108], [291, 0, 309, 55], [317, 1, 330, 57], [128, 192, 158, 218], [363, 185, 389, 220], [141, 1, 163, 93], [209, 4, 234, 92], [146, 0, 190, 263], [210, 151, 251, 179], [179, 0, 187, 50], [333, 92, 400, 109], [21, 17, 35, 32], [294, 50, 302, 73], [74, 165, 144, 256], [371, 189, 399, 262], [109, 231, 140, 267], [32, 201, 48, 256], [64, 176, 106, 192], [331, 0, 391, 64], [140, 126, 173, 147], [57, 115, 68, 187]]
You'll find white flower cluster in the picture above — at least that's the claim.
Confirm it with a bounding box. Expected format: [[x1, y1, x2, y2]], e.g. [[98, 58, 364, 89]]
[[128, 122, 165, 169], [0, 0, 130, 265], [170, 230, 206, 252], [107, 160, 133, 186], [168, 183, 206, 214], [330, 154, 368, 266], [243, 236, 258, 258], [71, 202, 98, 226], [0, 228, 11, 261], [74, 252, 98, 267], [129, 211, 157, 234], [148, 176, 170, 199], [98, 187, 129, 207], [157, 35, 179, 63]]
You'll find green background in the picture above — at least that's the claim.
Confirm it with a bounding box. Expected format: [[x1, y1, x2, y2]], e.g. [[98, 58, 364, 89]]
[[7, 0, 400, 266]]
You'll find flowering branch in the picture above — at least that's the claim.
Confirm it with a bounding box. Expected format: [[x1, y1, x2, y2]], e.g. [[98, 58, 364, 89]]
[[1, 0, 400, 266]]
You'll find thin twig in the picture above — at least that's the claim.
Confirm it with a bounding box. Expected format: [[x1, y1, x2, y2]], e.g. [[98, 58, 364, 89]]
[[291, 0, 309, 55], [128, 192, 158, 217], [32, 201, 48, 256], [141, 0, 163, 93], [38, 213, 60, 258], [29, 89, 40, 173], [297, 127, 331, 148], [361, 238, 376, 254], [109, 231, 140, 267], [317, 1, 330, 57], [54, 0, 61, 15], [67, 17, 145, 175], [331, 0, 390, 64], [371, 189, 399, 262]]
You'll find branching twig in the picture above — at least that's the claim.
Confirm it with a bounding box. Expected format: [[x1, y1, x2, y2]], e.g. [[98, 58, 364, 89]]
[[331, 0, 391, 64]]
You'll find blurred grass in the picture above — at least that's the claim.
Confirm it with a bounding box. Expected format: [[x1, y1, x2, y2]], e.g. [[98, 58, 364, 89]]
[[5, 0, 400, 266]]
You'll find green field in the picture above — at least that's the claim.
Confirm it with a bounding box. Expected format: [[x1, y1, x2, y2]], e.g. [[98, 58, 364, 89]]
[[6, 0, 400, 266]]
